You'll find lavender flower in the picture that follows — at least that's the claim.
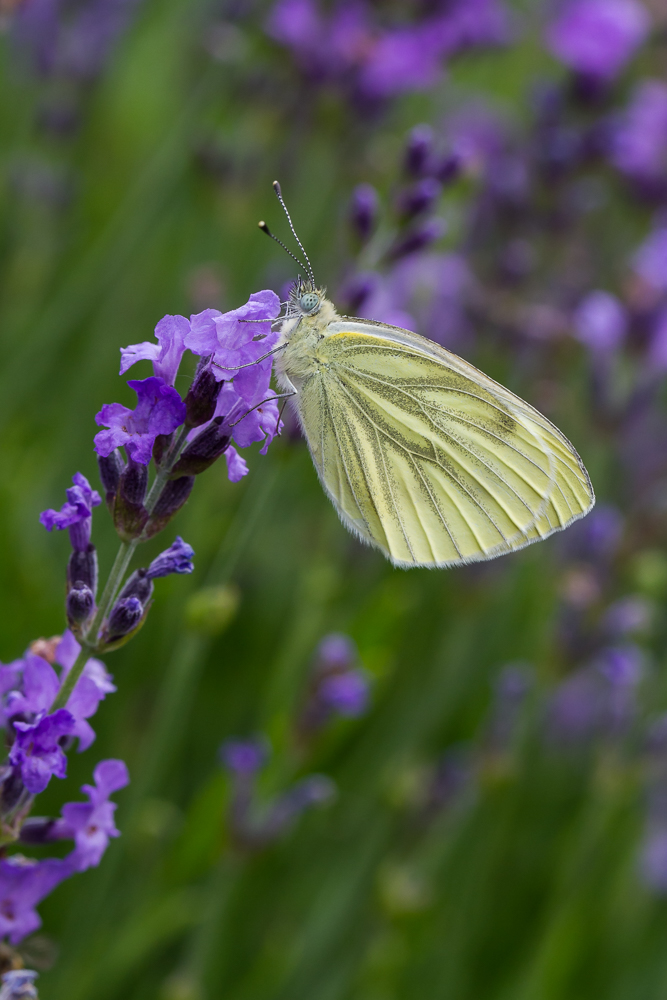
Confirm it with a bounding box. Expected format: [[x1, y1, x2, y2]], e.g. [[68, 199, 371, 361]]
[[632, 225, 667, 293], [609, 80, 667, 184], [120, 314, 190, 386], [572, 290, 628, 353], [56, 759, 129, 870], [0, 855, 73, 944], [349, 184, 379, 241], [546, 0, 651, 83], [39, 472, 101, 551], [147, 537, 195, 578], [639, 827, 667, 892], [220, 738, 267, 776], [10, 710, 76, 794], [297, 633, 370, 736], [318, 672, 369, 717], [0, 969, 39, 1000], [94, 377, 186, 465]]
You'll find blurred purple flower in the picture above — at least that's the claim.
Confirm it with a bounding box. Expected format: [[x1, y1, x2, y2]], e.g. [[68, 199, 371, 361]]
[[319, 671, 369, 717], [648, 307, 667, 369], [349, 183, 379, 241], [317, 633, 357, 671], [39, 472, 101, 551], [120, 314, 190, 386], [94, 376, 186, 465], [390, 251, 473, 349], [0, 855, 73, 944], [560, 503, 623, 563], [10, 709, 76, 794], [602, 595, 652, 637], [0, 969, 39, 1000], [147, 537, 195, 578], [358, 25, 443, 98], [57, 759, 129, 871], [640, 826, 667, 892], [546, 0, 651, 82], [13, 0, 143, 81], [632, 225, 667, 293], [609, 80, 667, 182], [572, 290, 628, 353], [220, 738, 267, 776]]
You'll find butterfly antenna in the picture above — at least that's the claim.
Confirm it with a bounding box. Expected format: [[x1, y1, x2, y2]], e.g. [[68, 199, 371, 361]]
[[258, 221, 309, 277], [272, 180, 316, 287]]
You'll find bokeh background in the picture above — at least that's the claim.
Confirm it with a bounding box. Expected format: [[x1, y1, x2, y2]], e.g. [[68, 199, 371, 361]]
[[2, 0, 667, 996]]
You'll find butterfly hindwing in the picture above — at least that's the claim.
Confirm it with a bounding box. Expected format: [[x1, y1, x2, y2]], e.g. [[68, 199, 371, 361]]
[[295, 320, 594, 568]]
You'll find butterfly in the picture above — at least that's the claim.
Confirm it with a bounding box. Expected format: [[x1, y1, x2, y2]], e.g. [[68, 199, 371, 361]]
[[261, 183, 595, 569]]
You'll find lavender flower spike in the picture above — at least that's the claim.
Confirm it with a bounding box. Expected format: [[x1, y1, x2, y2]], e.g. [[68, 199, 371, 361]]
[[147, 537, 195, 578], [40, 472, 101, 551], [58, 759, 129, 871], [10, 710, 76, 794], [220, 738, 267, 776], [0, 969, 39, 1000], [120, 314, 190, 386], [94, 376, 186, 466], [546, 0, 651, 82]]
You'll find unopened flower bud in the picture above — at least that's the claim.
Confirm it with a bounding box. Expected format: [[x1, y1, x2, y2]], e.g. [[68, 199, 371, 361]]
[[387, 218, 446, 261], [97, 448, 126, 504], [185, 367, 222, 428], [395, 178, 441, 219], [152, 432, 173, 467], [170, 419, 231, 478], [116, 567, 154, 606], [147, 537, 195, 578], [106, 596, 144, 642], [144, 476, 195, 538], [66, 582, 94, 625], [67, 544, 98, 595], [404, 124, 434, 177], [113, 458, 149, 541], [435, 153, 461, 185], [349, 184, 379, 242]]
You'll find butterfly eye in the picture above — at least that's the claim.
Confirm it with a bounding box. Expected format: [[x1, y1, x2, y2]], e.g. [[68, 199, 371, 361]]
[[300, 292, 320, 314]]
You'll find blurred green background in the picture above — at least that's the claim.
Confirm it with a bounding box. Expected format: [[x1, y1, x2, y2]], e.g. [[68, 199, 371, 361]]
[[1, 0, 667, 997]]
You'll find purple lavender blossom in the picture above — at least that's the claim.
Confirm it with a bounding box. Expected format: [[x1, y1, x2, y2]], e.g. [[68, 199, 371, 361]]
[[349, 184, 379, 241], [649, 307, 667, 369], [220, 738, 267, 776], [120, 314, 190, 386], [546, 0, 651, 82], [55, 631, 116, 750], [317, 633, 356, 670], [10, 709, 76, 794], [56, 759, 129, 871], [147, 537, 195, 578], [318, 671, 369, 717], [94, 376, 187, 465], [13, 0, 143, 82], [39, 472, 101, 551], [0, 854, 73, 944], [602, 596, 652, 637], [0, 969, 39, 1000], [609, 80, 667, 183], [572, 290, 628, 353], [632, 225, 667, 293]]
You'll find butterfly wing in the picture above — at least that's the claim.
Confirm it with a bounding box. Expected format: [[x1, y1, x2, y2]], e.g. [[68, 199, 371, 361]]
[[294, 319, 594, 568]]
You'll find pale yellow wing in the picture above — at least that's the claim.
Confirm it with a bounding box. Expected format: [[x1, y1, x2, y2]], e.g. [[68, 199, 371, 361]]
[[294, 319, 594, 568]]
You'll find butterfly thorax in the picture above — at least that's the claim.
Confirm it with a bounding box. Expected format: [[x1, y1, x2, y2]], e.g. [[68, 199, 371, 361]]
[[275, 293, 339, 389]]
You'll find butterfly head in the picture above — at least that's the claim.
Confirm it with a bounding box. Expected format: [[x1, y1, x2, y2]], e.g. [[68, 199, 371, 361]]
[[289, 276, 325, 317]]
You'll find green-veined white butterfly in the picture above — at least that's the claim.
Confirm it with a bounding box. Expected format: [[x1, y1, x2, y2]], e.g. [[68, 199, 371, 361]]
[[261, 182, 595, 569]]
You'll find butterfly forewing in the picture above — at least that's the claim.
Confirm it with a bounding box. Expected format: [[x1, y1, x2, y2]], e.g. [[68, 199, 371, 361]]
[[296, 320, 594, 568]]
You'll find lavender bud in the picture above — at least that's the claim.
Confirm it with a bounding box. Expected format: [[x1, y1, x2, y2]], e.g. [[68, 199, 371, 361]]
[[66, 582, 95, 626], [349, 184, 379, 242], [339, 272, 378, 314], [147, 537, 195, 578], [97, 449, 126, 506], [0, 970, 39, 1000], [66, 544, 98, 595], [404, 124, 434, 177], [113, 458, 149, 541], [144, 476, 195, 538], [18, 817, 60, 844], [152, 432, 174, 467], [116, 568, 154, 606], [220, 738, 267, 776], [0, 766, 25, 813], [170, 419, 231, 477], [387, 218, 446, 261], [435, 153, 461, 186], [184, 367, 222, 428], [106, 596, 144, 642], [317, 633, 356, 671], [395, 178, 441, 219]]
